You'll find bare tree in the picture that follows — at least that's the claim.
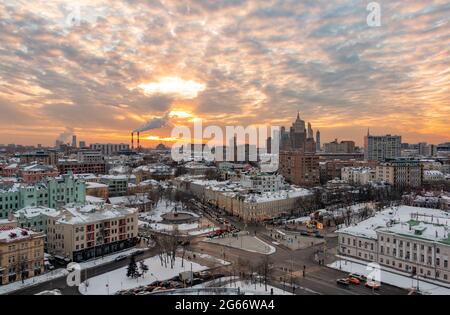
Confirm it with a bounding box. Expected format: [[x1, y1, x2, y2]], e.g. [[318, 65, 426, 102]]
[[257, 256, 274, 292]]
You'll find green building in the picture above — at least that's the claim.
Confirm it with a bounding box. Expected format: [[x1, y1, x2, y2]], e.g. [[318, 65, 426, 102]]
[[0, 172, 85, 219]]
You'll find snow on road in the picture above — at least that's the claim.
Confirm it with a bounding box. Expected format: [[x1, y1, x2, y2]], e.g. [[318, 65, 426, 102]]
[[224, 280, 292, 295], [79, 256, 208, 295]]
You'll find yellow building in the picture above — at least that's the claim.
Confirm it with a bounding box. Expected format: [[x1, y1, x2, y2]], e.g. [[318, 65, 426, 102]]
[[0, 228, 45, 285], [86, 182, 109, 199]]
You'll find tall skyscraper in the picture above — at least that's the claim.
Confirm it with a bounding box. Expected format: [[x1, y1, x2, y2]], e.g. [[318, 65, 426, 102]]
[[279, 113, 319, 185], [364, 130, 401, 162], [72, 135, 77, 148], [289, 113, 307, 150], [316, 130, 321, 151]]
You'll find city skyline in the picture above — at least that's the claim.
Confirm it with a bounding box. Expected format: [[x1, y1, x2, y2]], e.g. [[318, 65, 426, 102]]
[[1, 0, 449, 146]]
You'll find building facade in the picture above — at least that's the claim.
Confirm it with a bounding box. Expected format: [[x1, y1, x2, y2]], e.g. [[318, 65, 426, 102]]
[[0, 228, 45, 285], [0, 173, 86, 219], [46, 204, 138, 262], [337, 206, 450, 284], [279, 151, 320, 186], [90, 144, 130, 156], [376, 158, 423, 188], [364, 133, 401, 162]]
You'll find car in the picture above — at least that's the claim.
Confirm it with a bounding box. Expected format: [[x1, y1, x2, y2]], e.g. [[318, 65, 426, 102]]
[[336, 278, 350, 287], [348, 277, 361, 285], [115, 255, 128, 262], [349, 273, 367, 282], [365, 281, 381, 290]]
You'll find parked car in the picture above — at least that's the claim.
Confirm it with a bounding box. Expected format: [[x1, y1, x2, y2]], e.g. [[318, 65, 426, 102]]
[[349, 273, 367, 282], [115, 255, 128, 262], [337, 278, 350, 287], [365, 281, 381, 290], [348, 277, 361, 285]]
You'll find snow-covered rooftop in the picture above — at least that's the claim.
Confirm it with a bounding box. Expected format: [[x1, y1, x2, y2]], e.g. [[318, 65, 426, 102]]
[[46, 204, 137, 225], [15, 206, 59, 219], [338, 206, 450, 243], [86, 182, 108, 189], [0, 228, 41, 243]]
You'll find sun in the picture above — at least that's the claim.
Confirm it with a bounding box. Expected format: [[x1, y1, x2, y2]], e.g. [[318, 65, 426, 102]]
[[169, 110, 193, 119], [138, 77, 206, 99]]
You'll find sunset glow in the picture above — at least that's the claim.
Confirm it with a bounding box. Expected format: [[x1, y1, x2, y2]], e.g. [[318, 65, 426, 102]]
[[138, 77, 206, 99], [0, 0, 448, 147]]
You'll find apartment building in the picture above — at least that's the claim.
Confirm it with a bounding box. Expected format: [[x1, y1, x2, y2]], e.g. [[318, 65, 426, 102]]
[[364, 133, 401, 162], [0, 172, 86, 219], [100, 175, 136, 197], [240, 173, 285, 193], [0, 227, 45, 285], [90, 143, 130, 156], [341, 167, 376, 186], [46, 204, 138, 262], [174, 176, 312, 222], [279, 151, 320, 186], [77, 150, 104, 164], [19, 164, 59, 184], [57, 159, 106, 175], [376, 158, 423, 188]]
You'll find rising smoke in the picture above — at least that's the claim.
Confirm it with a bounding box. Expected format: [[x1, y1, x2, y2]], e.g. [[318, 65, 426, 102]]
[[56, 127, 74, 143], [133, 114, 170, 133]]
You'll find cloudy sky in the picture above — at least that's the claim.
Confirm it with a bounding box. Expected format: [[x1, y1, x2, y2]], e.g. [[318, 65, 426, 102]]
[[0, 0, 449, 147]]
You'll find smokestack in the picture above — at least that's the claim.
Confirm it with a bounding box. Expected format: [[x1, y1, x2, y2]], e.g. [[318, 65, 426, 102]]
[[137, 132, 140, 150], [131, 132, 134, 150]]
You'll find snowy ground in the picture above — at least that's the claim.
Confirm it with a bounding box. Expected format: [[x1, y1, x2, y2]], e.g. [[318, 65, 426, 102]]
[[190, 252, 231, 266], [328, 258, 450, 295], [0, 247, 148, 295], [188, 227, 219, 236], [223, 280, 292, 295], [193, 276, 292, 295], [139, 200, 198, 223], [148, 222, 199, 232], [205, 234, 276, 255], [79, 256, 208, 295]]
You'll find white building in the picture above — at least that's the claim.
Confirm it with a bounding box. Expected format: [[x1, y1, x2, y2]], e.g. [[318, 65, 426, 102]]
[[240, 173, 285, 193], [423, 170, 444, 182], [341, 167, 375, 186], [90, 144, 130, 156], [338, 206, 450, 284], [364, 133, 401, 162], [77, 150, 104, 163]]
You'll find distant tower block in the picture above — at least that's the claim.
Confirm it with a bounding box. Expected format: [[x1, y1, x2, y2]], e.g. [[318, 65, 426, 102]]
[[72, 135, 77, 148]]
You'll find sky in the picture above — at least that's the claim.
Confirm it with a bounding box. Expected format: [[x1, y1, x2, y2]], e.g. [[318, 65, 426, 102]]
[[0, 0, 449, 147]]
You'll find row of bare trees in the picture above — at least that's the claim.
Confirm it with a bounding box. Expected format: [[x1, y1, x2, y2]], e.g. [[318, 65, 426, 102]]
[[235, 256, 274, 292], [152, 229, 193, 269]]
